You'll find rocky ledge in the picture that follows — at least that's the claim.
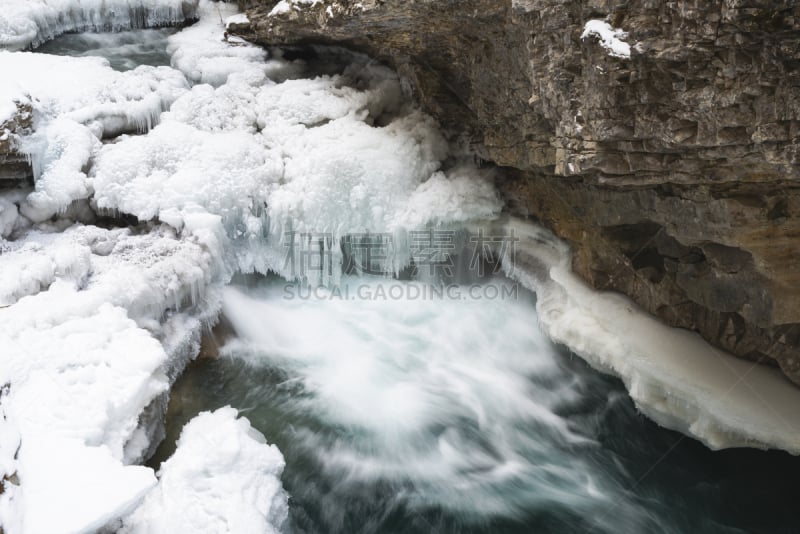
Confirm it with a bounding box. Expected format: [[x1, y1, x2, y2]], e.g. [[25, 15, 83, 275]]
[[0, 101, 32, 188], [232, 0, 800, 383]]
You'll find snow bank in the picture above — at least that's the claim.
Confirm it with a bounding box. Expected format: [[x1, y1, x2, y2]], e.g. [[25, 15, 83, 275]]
[[122, 408, 288, 534], [499, 217, 800, 454], [0, 223, 221, 534], [0, 0, 198, 51], [581, 20, 631, 58]]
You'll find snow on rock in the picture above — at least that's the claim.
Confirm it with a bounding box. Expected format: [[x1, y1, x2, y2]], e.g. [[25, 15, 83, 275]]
[[500, 217, 800, 454], [122, 408, 288, 534], [581, 20, 631, 59], [0, 84, 27, 127], [269, 0, 322, 17], [0, 223, 222, 534], [0, 0, 198, 51], [225, 13, 250, 27]]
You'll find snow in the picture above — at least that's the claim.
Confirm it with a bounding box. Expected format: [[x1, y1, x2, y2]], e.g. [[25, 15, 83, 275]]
[[91, 57, 501, 279], [581, 20, 631, 59], [0, 0, 198, 51], [225, 13, 250, 27], [0, 197, 19, 238], [167, 1, 269, 87], [269, 0, 322, 16], [122, 408, 288, 534], [0, 222, 222, 534], [500, 217, 800, 454], [0, 50, 188, 221], [0, 84, 27, 126]]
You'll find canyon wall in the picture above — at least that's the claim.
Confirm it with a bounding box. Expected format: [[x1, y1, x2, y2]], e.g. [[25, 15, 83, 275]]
[[231, 0, 800, 382]]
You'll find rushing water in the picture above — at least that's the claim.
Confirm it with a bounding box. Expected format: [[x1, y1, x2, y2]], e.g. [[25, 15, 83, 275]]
[[151, 275, 800, 534], [36, 29, 177, 70]]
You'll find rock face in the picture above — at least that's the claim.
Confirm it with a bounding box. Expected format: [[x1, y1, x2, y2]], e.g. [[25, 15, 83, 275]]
[[0, 102, 32, 188], [232, 0, 800, 382]]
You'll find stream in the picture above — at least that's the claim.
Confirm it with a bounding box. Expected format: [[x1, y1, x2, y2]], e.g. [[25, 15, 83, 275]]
[[29, 23, 800, 534]]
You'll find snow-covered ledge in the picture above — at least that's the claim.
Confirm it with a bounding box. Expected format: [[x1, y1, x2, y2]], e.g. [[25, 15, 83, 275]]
[[498, 217, 800, 454]]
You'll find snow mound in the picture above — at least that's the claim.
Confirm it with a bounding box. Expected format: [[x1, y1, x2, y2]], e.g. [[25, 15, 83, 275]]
[[581, 20, 631, 58], [122, 407, 288, 534], [0, 0, 198, 51], [500, 217, 800, 454]]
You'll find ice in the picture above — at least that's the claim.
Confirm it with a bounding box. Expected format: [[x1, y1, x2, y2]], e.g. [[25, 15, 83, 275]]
[[92, 52, 502, 278], [581, 20, 631, 58], [167, 1, 270, 87], [122, 407, 288, 534], [499, 217, 800, 454], [0, 51, 189, 221], [0, 0, 198, 51], [0, 197, 19, 238], [1, 4, 503, 531], [0, 223, 222, 533]]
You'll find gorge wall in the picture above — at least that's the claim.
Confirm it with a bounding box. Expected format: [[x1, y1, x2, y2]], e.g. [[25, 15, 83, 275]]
[[231, 0, 800, 383]]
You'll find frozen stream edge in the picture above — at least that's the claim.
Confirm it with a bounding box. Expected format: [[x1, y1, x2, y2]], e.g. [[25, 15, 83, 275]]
[[500, 217, 800, 454]]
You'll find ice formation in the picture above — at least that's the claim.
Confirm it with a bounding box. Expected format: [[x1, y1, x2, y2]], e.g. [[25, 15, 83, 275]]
[[581, 20, 631, 58], [92, 4, 502, 280], [122, 408, 288, 534], [0, 221, 221, 533], [0, 0, 198, 51], [0, 51, 189, 222], [499, 217, 800, 454]]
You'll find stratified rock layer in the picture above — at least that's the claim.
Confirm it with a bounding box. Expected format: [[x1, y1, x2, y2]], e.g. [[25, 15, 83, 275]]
[[233, 0, 800, 383]]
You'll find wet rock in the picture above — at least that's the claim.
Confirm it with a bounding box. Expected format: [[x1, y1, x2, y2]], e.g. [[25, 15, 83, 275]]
[[0, 101, 33, 189]]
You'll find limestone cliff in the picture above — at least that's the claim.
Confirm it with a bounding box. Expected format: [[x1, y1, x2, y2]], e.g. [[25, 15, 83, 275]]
[[232, 0, 800, 383]]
